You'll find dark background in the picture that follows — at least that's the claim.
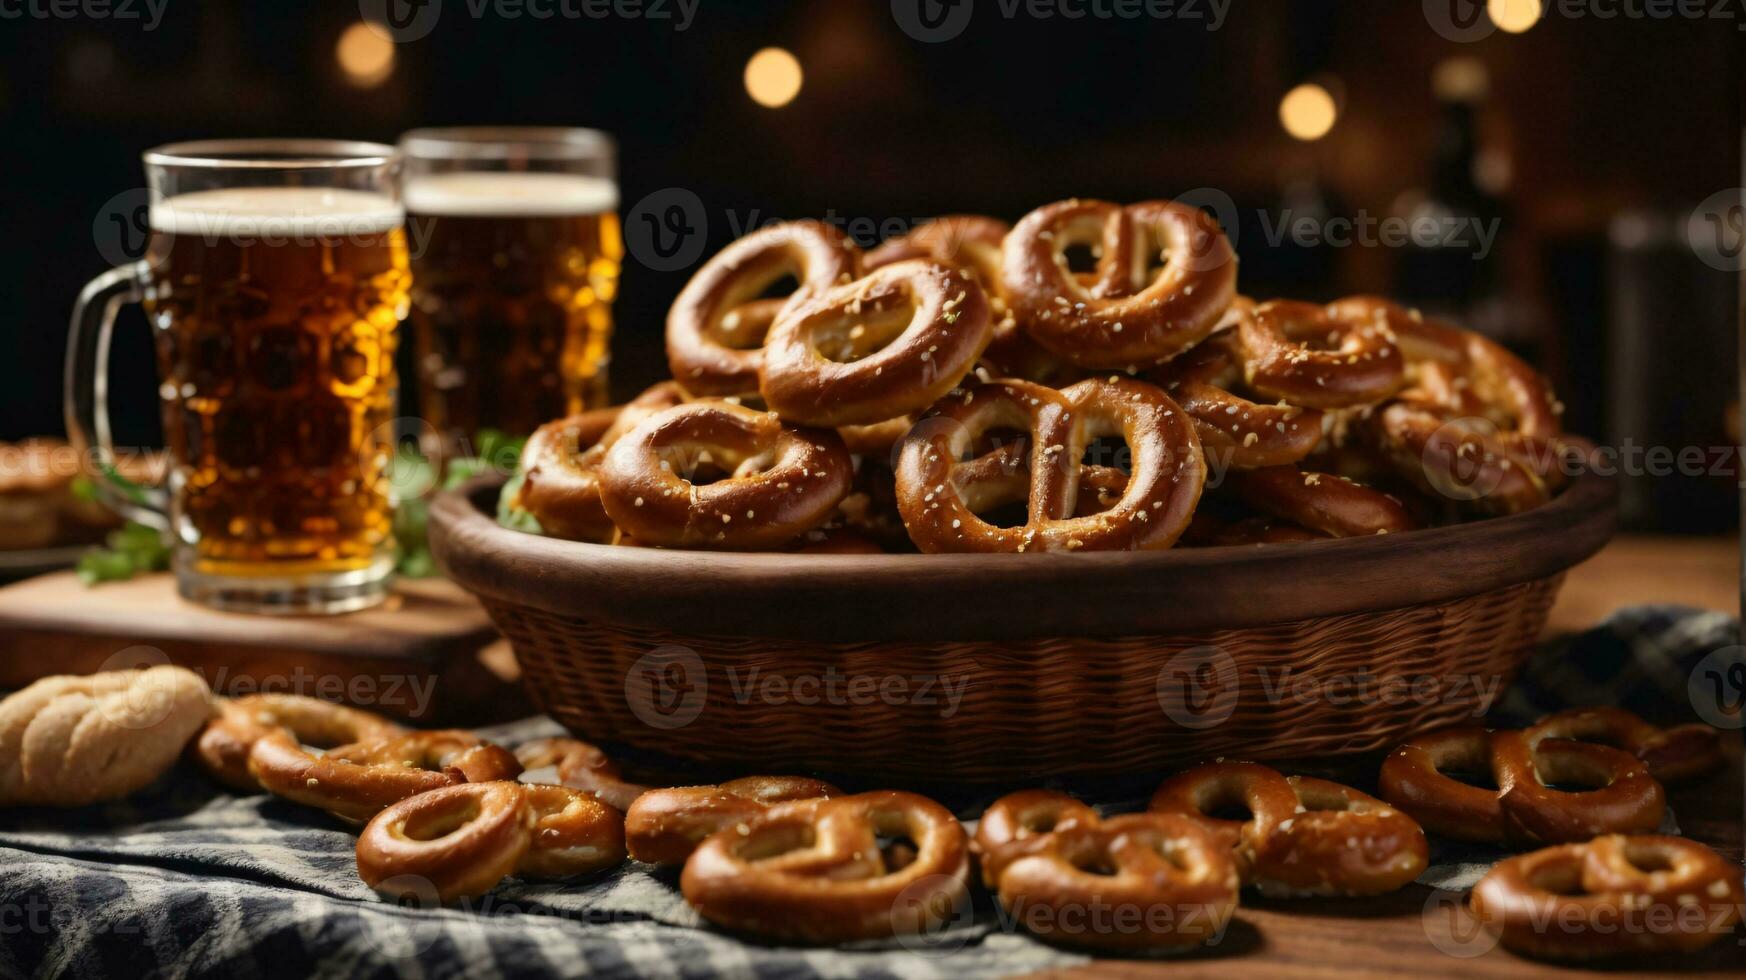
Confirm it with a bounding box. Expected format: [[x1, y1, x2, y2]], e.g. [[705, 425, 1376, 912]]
[[1, 0, 1740, 529]]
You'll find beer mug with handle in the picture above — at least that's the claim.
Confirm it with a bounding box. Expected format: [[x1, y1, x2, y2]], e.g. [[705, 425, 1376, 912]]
[[66, 140, 410, 614]]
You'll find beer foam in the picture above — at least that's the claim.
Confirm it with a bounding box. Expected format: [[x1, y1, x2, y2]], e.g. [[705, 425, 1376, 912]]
[[403, 172, 619, 216], [151, 187, 405, 237]]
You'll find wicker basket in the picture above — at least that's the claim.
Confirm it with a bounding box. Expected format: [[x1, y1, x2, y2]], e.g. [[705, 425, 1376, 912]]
[[430, 472, 1616, 782]]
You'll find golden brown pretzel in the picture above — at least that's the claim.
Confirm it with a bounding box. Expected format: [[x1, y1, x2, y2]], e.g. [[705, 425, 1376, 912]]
[[1377, 726, 1665, 846], [864, 215, 1009, 298], [895, 377, 1204, 553], [971, 789, 1101, 887], [1147, 302, 1325, 470], [1149, 761, 1428, 896], [1002, 198, 1238, 369], [514, 737, 651, 812], [356, 781, 627, 903], [1230, 465, 1418, 538], [1167, 381, 1324, 472], [511, 383, 688, 541], [195, 694, 404, 791], [1236, 297, 1407, 408], [680, 790, 970, 944], [1362, 299, 1566, 514], [598, 401, 853, 550], [1471, 835, 1744, 960], [759, 260, 994, 427], [976, 791, 1238, 951], [1524, 707, 1723, 784], [0, 666, 212, 807], [625, 775, 841, 865], [247, 729, 523, 823], [666, 220, 860, 396]]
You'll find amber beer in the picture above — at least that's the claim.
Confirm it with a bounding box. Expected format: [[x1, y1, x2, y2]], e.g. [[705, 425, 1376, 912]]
[[144, 187, 410, 579], [405, 171, 622, 441], [67, 140, 407, 613]]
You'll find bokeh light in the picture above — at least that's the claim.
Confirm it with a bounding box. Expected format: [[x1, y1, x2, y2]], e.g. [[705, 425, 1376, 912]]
[[1279, 83, 1338, 142], [744, 48, 803, 109], [336, 22, 396, 89], [1488, 0, 1543, 33]]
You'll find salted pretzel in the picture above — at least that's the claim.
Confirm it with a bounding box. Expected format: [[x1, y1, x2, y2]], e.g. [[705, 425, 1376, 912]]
[[1524, 707, 1723, 784], [1003, 198, 1238, 369], [514, 737, 652, 812], [971, 789, 1101, 886], [1148, 762, 1427, 897], [973, 790, 1237, 951], [1471, 835, 1744, 960], [0, 666, 212, 807], [895, 377, 1204, 552], [1149, 302, 1325, 470], [759, 260, 994, 427], [865, 215, 1009, 299], [195, 693, 404, 791], [247, 728, 523, 823], [1234, 297, 1407, 409], [1377, 726, 1665, 846], [1230, 465, 1418, 538], [598, 401, 853, 550], [1353, 298, 1568, 514], [625, 776, 841, 865], [357, 781, 627, 903], [511, 383, 688, 542], [680, 790, 970, 944], [666, 220, 860, 396]]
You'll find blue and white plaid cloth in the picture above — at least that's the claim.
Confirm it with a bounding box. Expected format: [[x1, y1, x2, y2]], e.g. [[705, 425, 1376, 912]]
[[1, 605, 1738, 980]]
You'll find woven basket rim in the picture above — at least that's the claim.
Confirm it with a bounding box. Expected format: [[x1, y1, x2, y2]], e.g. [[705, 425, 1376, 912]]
[[430, 470, 1616, 641]]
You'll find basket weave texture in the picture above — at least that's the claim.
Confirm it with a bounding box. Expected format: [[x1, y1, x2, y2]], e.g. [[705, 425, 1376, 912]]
[[485, 575, 1561, 781]]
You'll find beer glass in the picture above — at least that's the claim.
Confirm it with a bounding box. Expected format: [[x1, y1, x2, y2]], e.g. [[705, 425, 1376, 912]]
[[399, 127, 622, 446], [66, 140, 410, 614]]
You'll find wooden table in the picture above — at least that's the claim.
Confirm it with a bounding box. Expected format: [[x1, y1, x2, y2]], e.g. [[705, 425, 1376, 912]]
[[1048, 535, 1744, 979], [0, 573, 527, 724]]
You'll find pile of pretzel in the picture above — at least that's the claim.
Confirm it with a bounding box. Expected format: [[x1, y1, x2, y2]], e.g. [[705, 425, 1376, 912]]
[[506, 199, 1588, 553], [169, 691, 1734, 959]]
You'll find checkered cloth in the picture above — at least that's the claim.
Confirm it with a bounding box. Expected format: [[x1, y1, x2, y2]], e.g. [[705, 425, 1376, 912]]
[[1, 605, 1737, 980]]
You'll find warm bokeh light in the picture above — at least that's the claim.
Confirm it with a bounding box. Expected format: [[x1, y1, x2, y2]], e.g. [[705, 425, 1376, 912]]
[[744, 48, 803, 108], [1432, 56, 1489, 103], [336, 21, 396, 89], [1488, 0, 1543, 33], [1278, 83, 1337, 141]]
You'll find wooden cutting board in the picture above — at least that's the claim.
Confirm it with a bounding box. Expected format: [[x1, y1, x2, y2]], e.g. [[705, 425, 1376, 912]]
[[0, 572, 527, 724]]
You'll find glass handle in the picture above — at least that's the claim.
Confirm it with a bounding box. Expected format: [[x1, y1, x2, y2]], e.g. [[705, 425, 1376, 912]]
[[63, 260, 168, 529]]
